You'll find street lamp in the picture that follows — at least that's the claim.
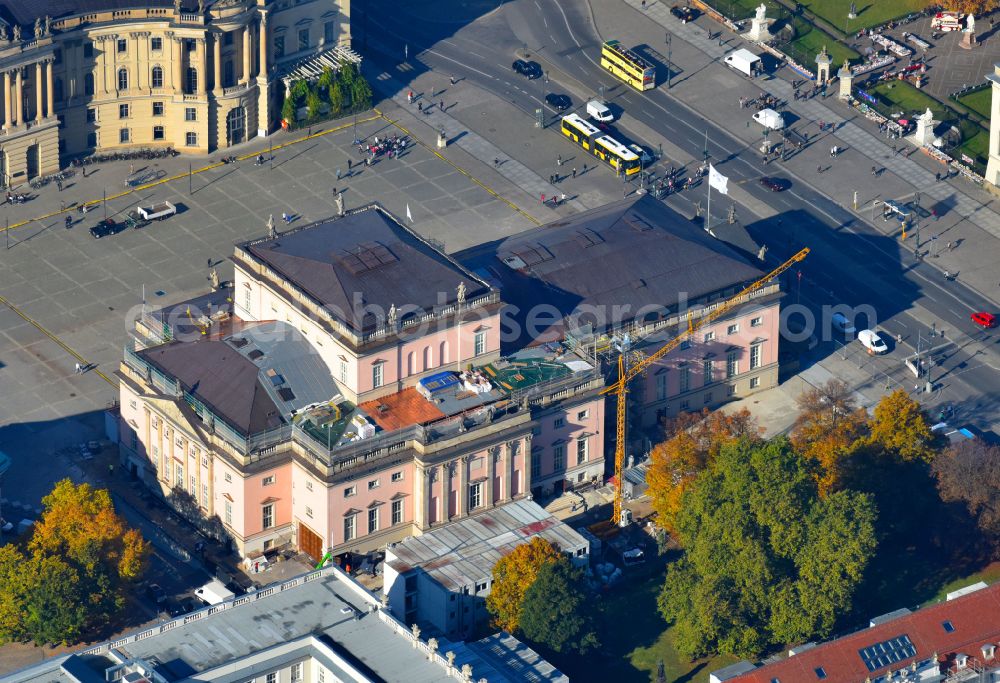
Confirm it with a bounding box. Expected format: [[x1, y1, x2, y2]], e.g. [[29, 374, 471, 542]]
[[666, 33, 672, 89]]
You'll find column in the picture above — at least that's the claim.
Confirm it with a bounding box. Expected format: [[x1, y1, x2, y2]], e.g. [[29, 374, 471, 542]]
[[196, 38, 206, 95], [441, 463, 450, 519], [486, 447, 495, 506], [34, 62, 42, 121], [506, 441, 516, 499], [46, 60, 54, 116], [213, 32, 222, 94], [15, 69, 23, 124], [170, 34, 182, 94], [457, 458, 467, 518], [97, 39, 107, 96], [2, 71, 10, 128], [242, 24, 251, 84], [258, 14, 268, 75]]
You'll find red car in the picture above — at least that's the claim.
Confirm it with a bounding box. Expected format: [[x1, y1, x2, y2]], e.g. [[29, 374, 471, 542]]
[[971, 312, 996, 329]]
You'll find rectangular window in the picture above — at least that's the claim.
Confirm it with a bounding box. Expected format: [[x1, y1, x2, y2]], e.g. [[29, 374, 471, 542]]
[[726, 351, 738, 378], [291, 663, 303, 682], [185, 107, 197, 121], [318, 668, 325, 683], [86, 107, 97, 123], [368, 478, 380, 490], [224, 471, 232, 483], [372, 363, 383, 388], [306, 506, 314, 519], [305, 480, 313, 491], [391, 471, 403, 483], [151, 36, 163, 51], [368, 507, 379, 533], [84, 42, 94, 58], [703, 358, 713, 384], [656, 371, 668, 400], [531, 452, 541, 478], [474, 330, 487, 356], [324, 21, 335, 44], [679, 366, 690, 393], [175, 462, 184, 487], [469, 482, 483, 509], [554, 417, 565, 429], [242, 287, 251, 313], [751, 316, 763, 327], [153, 100, 164, 116], [703, 331, 715, 342], [577, 409, 589, 420], [262, 503, 274, 529], [262, 475, 275, 486], [189, 474, 196, 494], [576, 439, 588, 465], [201, 484, 208, 507], [680, 400, 689, 411], [119, 128, 130, 143], [298, 27, 310, 51], [224, 500, 232, 524], [153, 125, 164, 140], [750, 344, 762, 370], [704, 392, 713, 405], [339, 359, 348, 383], [553, 444, 565, 470], [727, 324, 739, 335], [392, 499, 403, 525], [750, 376, 761, 389], [185, 132, 197, 147], [344, 486, 356, 498], [266, 673, 276, 683], [344, 514, 356, 541], [274, 36, 285, 58], [117, 38, 127, 53]]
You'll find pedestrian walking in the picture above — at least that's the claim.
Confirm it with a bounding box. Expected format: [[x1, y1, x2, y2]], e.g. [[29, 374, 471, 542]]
[[282, 211, 291, 224], [947, 240, 954, 250], [582, 163, 587, 174], [129, 163, 134, 176], [932, 209, 938, 221], [572, 167, 577, 178], [57, 180, 63, 192], [494, 158, 500, 167], [60, 200, 65, 211], [557, 154, 562, 166], [871, 166, 877, 176], [337, 168, 342, 180], [642, 0, 646, 7], [560, 193, 566, 204], [440, 100, 444, 111], [348, 158, 353, 171], [935, 171, 940, 182], [418, 102, 423, 112], [450, 75, 456, 85], [74, 362, 81, 374], [817, 165, 823, 174]]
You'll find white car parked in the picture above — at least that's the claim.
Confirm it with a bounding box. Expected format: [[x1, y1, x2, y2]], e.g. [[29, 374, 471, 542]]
[[858, 329, 888, 355]]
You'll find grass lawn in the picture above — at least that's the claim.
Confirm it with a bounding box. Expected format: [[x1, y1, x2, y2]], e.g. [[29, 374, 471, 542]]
[[870, 80, 952, 122], [958, 129, 989, 168], [922, 562, 1000, 606], [800, 0, 927, 31], [546, 557, 735, 682], [956, 87, 992, 121], [788, 17, 860, 66]]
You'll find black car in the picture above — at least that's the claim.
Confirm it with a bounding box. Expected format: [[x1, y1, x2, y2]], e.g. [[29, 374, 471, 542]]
[[146, 583, 167, 604], [670, 5, 698, 21], [512, 59, 542, 79], [90, 218, 125, 239], [759, 176, 791, 192], [545, 93, 571, 111]]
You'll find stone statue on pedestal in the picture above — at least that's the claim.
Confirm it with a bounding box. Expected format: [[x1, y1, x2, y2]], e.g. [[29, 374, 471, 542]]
[[12, 24, 21, 42], [746, 3, 773, 41], [33, 17, 41, 39], [0, 24, 8, 42]]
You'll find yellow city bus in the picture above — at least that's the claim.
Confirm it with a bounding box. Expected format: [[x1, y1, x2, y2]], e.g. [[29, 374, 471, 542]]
[[560, 114, 641, 176], [600, 40, 655, 91]]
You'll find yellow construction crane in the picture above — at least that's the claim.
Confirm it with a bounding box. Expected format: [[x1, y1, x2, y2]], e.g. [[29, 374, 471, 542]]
[[603, 247, 810, 525]]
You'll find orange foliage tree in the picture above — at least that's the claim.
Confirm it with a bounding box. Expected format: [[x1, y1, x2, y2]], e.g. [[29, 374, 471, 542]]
[[647, 408, 760, 532], [940, 0, 998, 16], [486, 537, 560, 633], [863, 390, 936, 463], [790, 379, 868, 495]]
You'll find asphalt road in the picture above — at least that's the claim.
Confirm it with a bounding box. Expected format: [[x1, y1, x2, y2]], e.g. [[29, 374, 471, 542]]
[[364, 0, 1000, 430]]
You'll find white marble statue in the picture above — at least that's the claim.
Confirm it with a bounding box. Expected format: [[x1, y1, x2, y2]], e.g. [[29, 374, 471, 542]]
[[755, 3, 767, 22]]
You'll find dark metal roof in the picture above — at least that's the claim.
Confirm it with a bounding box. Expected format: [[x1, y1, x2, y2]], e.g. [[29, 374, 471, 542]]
[[463, 195, 764, 344], [240, 206, 490, 334], [139, 335, 284, 436], [0, 0, 197, 25]]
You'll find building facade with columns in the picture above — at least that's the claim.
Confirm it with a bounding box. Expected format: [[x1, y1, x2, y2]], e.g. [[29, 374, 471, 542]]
[[0, 0, 349, 184], [116, 205, 607, 562]]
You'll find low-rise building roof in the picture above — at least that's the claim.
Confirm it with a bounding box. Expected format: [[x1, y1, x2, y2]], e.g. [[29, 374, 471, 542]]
[[236, 205, 491, 334], [385, 499, 589, 592], [1, 0, 198, 25], [726, 581, 1000, 683], [460, 194, 764, 345]]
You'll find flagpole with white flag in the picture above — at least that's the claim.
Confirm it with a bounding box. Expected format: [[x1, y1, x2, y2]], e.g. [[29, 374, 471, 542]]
[[406, 203, 413, 223], [707, 164, 729, 231]]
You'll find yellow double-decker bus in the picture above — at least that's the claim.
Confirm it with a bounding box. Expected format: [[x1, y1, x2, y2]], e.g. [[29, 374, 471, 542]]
[[600, 40, 655, 91], [560, 114, 641, 176]]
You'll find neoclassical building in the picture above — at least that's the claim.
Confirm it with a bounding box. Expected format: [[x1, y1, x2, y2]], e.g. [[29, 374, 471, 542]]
[[0, 0, 350, 183]]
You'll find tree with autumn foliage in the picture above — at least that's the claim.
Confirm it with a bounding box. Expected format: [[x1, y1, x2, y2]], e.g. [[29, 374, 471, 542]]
[[486, 537, 560, 633], [790, 379, 868, 495], [933, 439, 1000, 546], [0, 479, 149, 645], [646, 408, 760, 532], [940, 0, 998, 16], [863, 390, 937, 463]]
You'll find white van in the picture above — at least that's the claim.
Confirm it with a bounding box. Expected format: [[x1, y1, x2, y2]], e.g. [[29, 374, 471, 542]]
[[195, 578, 236, 606], [587, 100, 614, 123]]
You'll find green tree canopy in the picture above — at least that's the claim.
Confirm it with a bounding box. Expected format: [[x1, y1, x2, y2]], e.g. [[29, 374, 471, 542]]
[[486, 537, 560, 633], [519, 556, 599, 653], [658, 438, 878, 659]]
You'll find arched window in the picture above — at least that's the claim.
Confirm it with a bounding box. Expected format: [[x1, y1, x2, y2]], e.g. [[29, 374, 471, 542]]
[[186, 67, 198, 93], [84, 73, 94, 96], [151, 65, 163, 89], [117, 67, 128, 91], [407, 351, 415, 377], [439, 341, 449, 365], [422, 346, 432, 371]]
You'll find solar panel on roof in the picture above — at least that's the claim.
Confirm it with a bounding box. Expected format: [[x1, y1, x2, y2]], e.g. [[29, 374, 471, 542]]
[[858, 634, 916, 672]]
